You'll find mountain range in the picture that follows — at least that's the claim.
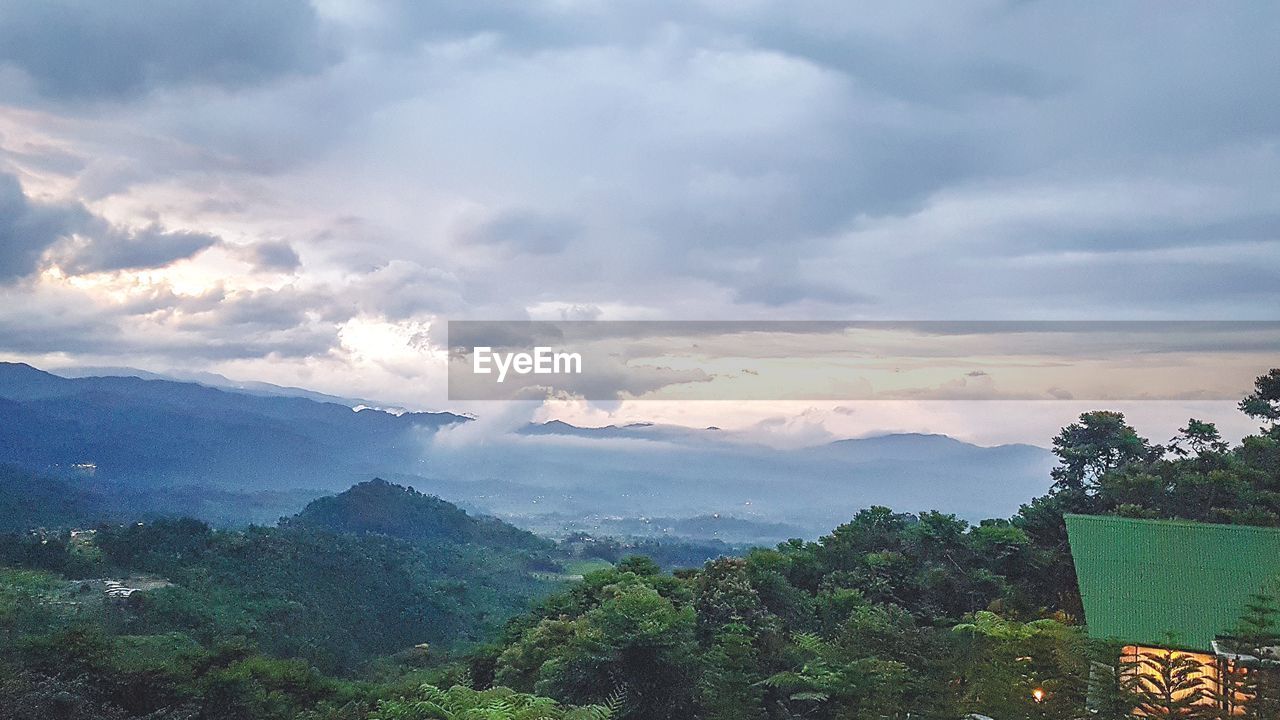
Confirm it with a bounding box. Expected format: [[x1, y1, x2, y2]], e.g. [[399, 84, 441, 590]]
[[0, 361, 462, 488], [0, 362, 1056, 540]]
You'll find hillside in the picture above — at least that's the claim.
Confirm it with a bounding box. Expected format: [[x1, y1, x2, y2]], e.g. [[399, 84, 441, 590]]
[[0, 362, 465, 489], [0, 479, 566, 673], [283, 478, 553, 553], [0, 464, 323, 531]]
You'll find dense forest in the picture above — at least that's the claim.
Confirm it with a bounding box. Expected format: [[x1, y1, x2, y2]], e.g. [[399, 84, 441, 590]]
[[1, 369, 1279, 718], [1, 482, 562, 675]]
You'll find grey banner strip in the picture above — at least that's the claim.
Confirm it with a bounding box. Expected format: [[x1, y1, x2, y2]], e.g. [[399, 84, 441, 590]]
[[447, 320, 1280, 401]]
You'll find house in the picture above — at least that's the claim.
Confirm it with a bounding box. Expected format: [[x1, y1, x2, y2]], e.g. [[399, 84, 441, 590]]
[[103, 579, 141, 599], [1065, 514, 1280, 712]]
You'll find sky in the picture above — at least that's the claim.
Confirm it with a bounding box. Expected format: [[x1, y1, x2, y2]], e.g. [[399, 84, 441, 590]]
[[0, 1, 1277, 444]]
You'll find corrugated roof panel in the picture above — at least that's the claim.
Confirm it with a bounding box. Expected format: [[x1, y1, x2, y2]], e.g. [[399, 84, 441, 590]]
[[1065, 514, 1280, 651]]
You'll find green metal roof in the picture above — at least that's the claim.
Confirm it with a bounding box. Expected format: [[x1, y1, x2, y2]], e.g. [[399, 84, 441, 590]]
[[1065, 513, 1280, 652]]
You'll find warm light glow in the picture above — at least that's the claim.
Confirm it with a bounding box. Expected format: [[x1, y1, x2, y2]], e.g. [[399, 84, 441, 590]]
[[1032, 688, 1045, 703], [1119, 645, 1240, 714]]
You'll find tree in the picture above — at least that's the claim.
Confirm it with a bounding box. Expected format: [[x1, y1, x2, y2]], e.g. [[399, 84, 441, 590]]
[[1050, 411, 1155, 496], [1011, 493, 1087, 615], [818, 506, 909, 571], [371, 684, 615, 720], [615, 556, 661, 577], [1240, 369, 1280, 432], [494, 618, 578, 691], [762, 632, 909, 719], [1226, 584, 1280, 720], [1212, 657, 1250, 720], [1130, 645, 1212, 717], [698, 624, 766, 720], [1087, 641, 1140, 720], [953, 612, 1087, 720], [694, 557, 771, 641], [536, 584, 698, 720], [1169, 419, 1229, 457]]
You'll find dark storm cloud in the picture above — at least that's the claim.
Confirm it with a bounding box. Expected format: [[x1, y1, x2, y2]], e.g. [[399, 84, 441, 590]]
[[245, 240, 302, 272], [351, 261, 466, 320], [731, 277, 874, 308], [59, 225, 221, 274], [0, 172, 87, 280], [191, 287, 333, 332], [464, 209, 581, 255], [0, 0, 337, 100], [0, 303, 119, 353], [0, 171, 219, 278], [0, 283, 339, 361]]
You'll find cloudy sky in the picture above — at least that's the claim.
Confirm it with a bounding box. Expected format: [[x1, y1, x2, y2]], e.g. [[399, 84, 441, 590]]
[[0, 1, 1277, 441]]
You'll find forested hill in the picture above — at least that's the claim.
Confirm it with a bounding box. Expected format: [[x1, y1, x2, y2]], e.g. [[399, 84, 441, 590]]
[[0, 477, 566, 675], [283, 478, 553, 553], [0, 362, 464, 488]]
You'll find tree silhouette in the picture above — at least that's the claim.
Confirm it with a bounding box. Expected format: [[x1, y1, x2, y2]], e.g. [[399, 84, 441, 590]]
[[1130, 644, 1212, 717]]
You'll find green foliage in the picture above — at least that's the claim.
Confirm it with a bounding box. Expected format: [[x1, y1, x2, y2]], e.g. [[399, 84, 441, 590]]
[[1050, 411, 1157, 495], [537, 582, 697, 719], [488, 511, 1061, 719], [0, 618, 372, 720], [1169, 419, 1230, 457], [559, 533, 750, 572], [92, 519, 553, 673], [1240, 369, 1280, 427], [371, 684, 614, 720], [1, 494, 560, 674], [698, 624, 765, 720], [284, 479, 553, 554], [812, 507, 1011, 621], [953, 612, 1088, 720], [1226, 583, 1280, 719], [1087, 640, 1141, 720], [693, 558, 771, 641], [764, 630, 914, 719], [4, 368, 1280, 719]]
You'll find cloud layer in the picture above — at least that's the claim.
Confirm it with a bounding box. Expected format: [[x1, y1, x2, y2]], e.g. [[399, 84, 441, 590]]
[[0, 1, 1277, 421]]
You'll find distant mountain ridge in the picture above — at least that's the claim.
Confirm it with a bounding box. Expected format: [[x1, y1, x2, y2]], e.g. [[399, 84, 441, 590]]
[[521, 420, 1046, 454], [0, 361, 1057, 538], [0, 362, 465, 488], [0, 464, 323, 531], [51, 364, 389, 408], [428, 419, 1056, 534]]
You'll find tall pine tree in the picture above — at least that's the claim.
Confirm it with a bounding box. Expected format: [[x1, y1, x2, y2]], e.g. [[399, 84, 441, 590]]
[[1228, 586, 1280, 720]]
